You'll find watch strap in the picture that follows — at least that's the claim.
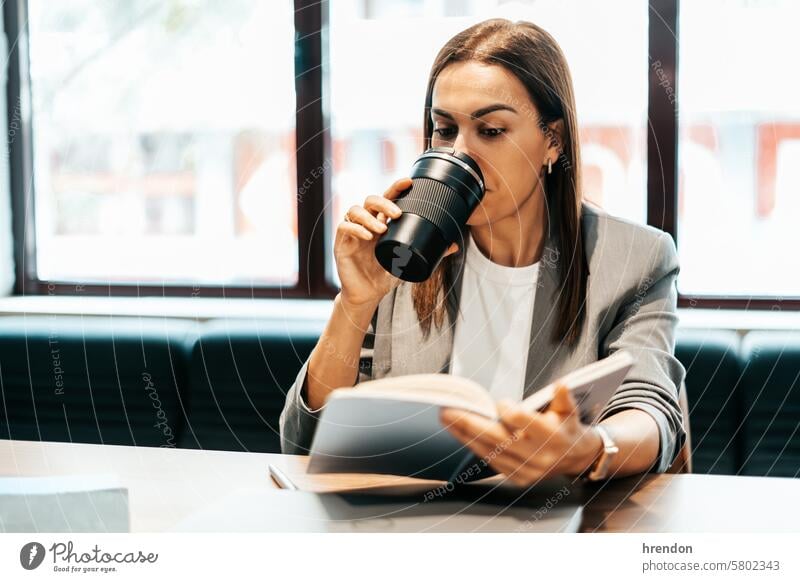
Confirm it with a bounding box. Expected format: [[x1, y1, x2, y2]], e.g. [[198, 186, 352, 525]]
[[586, 425, 619, 481]]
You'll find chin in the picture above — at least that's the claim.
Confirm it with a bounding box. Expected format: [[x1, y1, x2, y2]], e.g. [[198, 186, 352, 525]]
[[466, 215, 491, 227], [467, 194, 498, 226]]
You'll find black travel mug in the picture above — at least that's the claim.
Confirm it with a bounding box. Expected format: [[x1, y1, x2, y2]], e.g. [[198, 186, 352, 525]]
[[374, 146, 485, 282]]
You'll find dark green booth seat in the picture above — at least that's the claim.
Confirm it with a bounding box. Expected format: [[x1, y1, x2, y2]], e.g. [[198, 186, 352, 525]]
[[1, 313, 799, 478], [675, 329, 744, 475], [0, 316, 196, 448], [739, 332, 800, 477], [177, 319, 324, 453]]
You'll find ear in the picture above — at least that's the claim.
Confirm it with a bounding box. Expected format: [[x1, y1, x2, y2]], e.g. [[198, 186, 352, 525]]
[[544, 118, 565, 164]]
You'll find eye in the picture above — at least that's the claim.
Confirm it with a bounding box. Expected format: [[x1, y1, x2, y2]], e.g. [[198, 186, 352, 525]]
[[433, 127, 457, 138], [481, 127, 505, 138]]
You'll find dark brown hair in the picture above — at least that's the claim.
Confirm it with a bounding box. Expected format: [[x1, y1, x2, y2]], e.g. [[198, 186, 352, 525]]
[[412, 18, 587, 347]]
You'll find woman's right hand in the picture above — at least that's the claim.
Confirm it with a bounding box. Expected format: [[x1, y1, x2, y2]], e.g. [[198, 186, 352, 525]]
[[335, 177, 459, 310]]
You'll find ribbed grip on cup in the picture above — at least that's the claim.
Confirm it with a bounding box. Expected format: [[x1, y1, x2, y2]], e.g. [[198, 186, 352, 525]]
[[395, 177, 468, 241]]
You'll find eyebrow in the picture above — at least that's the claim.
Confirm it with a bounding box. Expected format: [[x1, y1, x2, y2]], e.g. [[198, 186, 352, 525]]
[[431, 103, 518, 120]]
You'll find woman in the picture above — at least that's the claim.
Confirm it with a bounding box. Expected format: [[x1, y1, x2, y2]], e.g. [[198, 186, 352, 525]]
[[279, 19, 686, 485]]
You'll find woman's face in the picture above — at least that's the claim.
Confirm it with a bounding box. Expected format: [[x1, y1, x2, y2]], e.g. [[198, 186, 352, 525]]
[[430, 61, 557, 226]]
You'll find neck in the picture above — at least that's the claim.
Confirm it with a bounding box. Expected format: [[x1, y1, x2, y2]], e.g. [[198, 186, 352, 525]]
[[469, 190, 547, 268]]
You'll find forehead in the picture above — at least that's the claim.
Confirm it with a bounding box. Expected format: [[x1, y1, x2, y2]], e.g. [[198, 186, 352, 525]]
[[431, 61, 531, 113]]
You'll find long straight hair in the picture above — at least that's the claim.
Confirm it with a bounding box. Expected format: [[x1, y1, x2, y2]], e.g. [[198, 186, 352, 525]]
[[412, 18, 587, 347]]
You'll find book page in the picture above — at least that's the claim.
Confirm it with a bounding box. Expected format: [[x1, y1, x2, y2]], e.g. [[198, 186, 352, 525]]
[[330, 373, 497, 417], [519, 350, 634, 419]]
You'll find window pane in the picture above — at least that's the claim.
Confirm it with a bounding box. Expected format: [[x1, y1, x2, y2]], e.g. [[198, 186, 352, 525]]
[[328, 0, 648, 287], [678, 0, 800, 296], [28, 0, 298, 286]]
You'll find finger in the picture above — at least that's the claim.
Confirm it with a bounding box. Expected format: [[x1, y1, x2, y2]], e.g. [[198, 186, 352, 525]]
[[440, 408, 513, 445], [457, 437, 544, 486], [496, 401, 554, 444], [443, 242, 460, 257], [497, 400, 536, 431], [346, 205, 388, 234], [445, 420, 531, 467], [364, 195, 402, 221], [494, 404, 574, 471], [447, 417, 558, 483], [383, 177, 413, 200], [452, 433, 523, 475], [446, 419, 519, 455], [548, 383, 578, 418], [441, 408, 529, 463], [339, 221, 374, 241]]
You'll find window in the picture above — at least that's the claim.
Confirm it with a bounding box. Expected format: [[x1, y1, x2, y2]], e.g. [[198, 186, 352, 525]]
[[26, 0, 298, 286], [327, 0, 649, 286], [678, 0, 800, 297], [7, 0, 797, 306]]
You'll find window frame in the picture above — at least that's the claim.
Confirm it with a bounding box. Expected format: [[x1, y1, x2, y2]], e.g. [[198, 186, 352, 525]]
[[4, 0, 339, 300], [4, 0, 797, 309]]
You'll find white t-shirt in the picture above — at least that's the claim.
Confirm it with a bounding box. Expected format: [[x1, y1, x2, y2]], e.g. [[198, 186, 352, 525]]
[[449, 231, 540, 402]]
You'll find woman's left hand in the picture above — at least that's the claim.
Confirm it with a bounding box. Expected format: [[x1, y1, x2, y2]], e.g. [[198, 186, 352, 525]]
[[440, 384, 604, 486]]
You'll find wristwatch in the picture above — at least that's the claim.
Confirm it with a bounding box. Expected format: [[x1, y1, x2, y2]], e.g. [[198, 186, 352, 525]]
[[585, 425, 619, 481]]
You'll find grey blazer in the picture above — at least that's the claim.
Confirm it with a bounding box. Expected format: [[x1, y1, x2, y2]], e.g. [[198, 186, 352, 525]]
[[279, 201, 687, 473]]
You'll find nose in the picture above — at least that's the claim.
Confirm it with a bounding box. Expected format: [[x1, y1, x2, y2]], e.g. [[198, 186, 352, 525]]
[[452, 134, 481, 164], [452, 134, 485, 182], [452, 133, 469, 156]]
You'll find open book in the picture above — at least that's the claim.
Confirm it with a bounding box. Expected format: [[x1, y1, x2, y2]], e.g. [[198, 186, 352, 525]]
[[307, 350, 634, 482]]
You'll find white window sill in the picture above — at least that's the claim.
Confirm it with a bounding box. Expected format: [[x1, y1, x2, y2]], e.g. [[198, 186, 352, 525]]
[[676, 307, 800, 332], [0, 295, 334, 322], [0, 295, 798, 332]]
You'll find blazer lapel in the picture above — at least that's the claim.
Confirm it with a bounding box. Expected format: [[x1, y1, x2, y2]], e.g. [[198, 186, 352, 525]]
[[370, 285, 397, 381], [387, 232, 466, 377], [522, 200, 592, 398], [388, 283, 454, 377], [521, 219, 565, 398]]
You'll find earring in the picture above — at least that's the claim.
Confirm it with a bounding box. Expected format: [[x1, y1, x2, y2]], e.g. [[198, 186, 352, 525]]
[[547, 158, 552, 174]]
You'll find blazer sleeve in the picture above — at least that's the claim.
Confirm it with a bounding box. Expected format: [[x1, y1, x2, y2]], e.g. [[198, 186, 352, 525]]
[[596, 231, 687, 473], [278, 304, 379, 454]]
